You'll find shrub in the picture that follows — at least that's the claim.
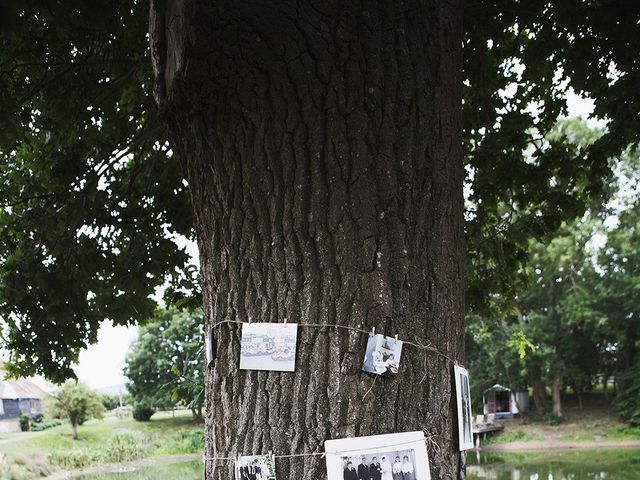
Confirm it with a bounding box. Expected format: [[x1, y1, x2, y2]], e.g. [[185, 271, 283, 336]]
[[47, 449, 95, 469], [30, 419, 63, 432], [18, 414, 29, 432], [132, 402, 155, 422], [30, 413, 44, 424], [172, 428, 205, 453], [100, 394, 121, 411], [104, 432, 147, 463]]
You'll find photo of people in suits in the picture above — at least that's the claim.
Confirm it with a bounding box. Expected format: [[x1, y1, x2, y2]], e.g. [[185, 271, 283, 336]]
[[325, 432, 430, 480], [454, 365, 474, 451], [236, 454, 276, 480], [338, 451, 420, 480], [362, 334, 403, 376]]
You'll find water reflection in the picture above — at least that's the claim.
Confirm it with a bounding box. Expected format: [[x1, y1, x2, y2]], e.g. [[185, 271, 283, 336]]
[[467, 449, 640, 480]]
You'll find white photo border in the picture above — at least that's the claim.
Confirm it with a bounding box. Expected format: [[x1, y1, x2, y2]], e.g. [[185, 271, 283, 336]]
[[325, 431, 431, 480], [454, 365, 474, 451]]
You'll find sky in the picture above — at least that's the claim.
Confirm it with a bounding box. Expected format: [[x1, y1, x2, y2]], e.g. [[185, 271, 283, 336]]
[[45, 89, 601, 391]]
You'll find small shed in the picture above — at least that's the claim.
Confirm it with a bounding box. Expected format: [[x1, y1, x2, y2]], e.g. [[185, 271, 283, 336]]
[[0, 363, 45, 430], [482, 384, 529, 419]]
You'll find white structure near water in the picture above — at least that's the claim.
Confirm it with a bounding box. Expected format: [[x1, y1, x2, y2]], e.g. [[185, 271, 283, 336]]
[[482, 384, 529, 419]]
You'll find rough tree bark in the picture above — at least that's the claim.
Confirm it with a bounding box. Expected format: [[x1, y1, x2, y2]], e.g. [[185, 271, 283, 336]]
[[149, 1, 463, 478]]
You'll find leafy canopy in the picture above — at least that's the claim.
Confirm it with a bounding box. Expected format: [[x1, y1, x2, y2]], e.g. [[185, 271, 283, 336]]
[[1, 1, 639, 381], [124, 308, 204, 419]]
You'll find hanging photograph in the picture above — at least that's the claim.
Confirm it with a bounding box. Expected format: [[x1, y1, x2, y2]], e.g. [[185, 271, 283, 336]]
[[325, 431, 430, 480], [205, 327, 215, 366], [362, 334, 403, 375], [236, 453, 277, 480], [454, 365, 474, 450], [239, 322, 298, 372]]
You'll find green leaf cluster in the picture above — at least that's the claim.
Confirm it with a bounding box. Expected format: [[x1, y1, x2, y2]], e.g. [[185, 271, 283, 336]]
[[124, 308, 204, 420]]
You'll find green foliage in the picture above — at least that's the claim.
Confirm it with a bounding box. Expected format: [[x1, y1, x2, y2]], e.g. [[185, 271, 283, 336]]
[[30, 419, 62, 432], [125, 308, 204, 418], [483, 427, 542, 445], [0, 0, 198, 382], [103, 432, 148, 462], [463, 0, 640, 315], [169, 428, 205, 453], [468, 117, 640, 420], [100, 394, 121, 411], [0, 1, 638, 384], [613, 361, 640, 426], [18, 414, 29, 432], [48, 381, 104, 438], [132, 401, 155, 422], [509, 331, 535, 360], [47, 449, 94, 469]]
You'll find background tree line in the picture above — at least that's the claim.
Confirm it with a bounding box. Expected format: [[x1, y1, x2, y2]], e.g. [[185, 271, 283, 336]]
[[467, 120, 640, 424]]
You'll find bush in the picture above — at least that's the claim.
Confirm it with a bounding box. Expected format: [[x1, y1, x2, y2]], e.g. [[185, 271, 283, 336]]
[[171, 428, 205, 453], [47, 449, 95, 469], [30, 413, 44, 424], [614, 360, 640, 426], [104, 432, 147, 463], [18, 413, 29, 432], [100, 394, 121, 411], [132, 402, 155, 422], [30, 419, 63, 432]]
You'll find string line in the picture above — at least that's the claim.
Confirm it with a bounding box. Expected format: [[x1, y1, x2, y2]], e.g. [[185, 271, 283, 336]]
[[203, 436, 434, 463], [210, 319, 457, 365]]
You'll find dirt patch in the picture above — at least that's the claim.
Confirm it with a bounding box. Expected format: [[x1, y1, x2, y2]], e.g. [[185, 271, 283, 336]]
[[482, 439, 640, 452]]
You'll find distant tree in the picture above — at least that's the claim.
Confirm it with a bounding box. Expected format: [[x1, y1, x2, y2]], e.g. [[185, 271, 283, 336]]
[[124, 308, 204, 420], [48, 381, 104, 440], [100, 394, 120, 411]]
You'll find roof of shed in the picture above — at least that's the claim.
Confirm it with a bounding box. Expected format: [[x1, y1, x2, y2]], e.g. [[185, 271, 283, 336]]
[[483, 383, 512, 394], [0, 362, 46, 400], [1, 378, 46, 400]]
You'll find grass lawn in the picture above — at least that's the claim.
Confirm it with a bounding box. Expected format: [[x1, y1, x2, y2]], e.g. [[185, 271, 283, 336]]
[[0, 410, 203, 479]]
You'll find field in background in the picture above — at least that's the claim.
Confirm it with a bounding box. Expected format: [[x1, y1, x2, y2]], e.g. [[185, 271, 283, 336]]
[[0, 410, 203, 479]]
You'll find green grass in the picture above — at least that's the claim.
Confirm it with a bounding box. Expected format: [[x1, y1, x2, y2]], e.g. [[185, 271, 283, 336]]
[[483, 427, 544, 445], [0, 410, 203, 479]]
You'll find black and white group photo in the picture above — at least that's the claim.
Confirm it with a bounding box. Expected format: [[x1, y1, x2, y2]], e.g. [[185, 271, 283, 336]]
[[239, 322, 298, 372], [340, 451, 417, 480], [236, 454, 277, 480], [454, 365, 474, 450], [325, 432, 431, 480], [362, 334, 403, 375]]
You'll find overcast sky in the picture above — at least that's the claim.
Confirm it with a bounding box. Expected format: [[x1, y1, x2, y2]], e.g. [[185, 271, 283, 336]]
[[54, 90, 601, 391]]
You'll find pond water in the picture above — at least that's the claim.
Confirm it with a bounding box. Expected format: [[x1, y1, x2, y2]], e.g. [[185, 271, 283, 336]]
[[467, 449, 640, 479], [74, 460, 202, 479]]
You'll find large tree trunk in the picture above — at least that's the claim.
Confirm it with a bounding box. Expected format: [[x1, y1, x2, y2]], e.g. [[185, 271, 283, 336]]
[[150, 1, 463, 478]]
